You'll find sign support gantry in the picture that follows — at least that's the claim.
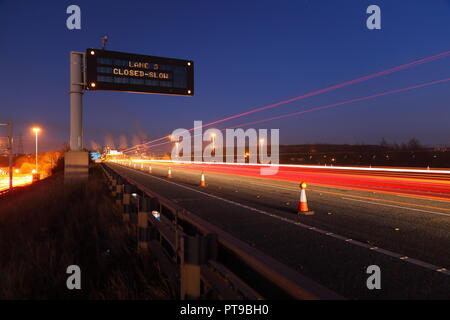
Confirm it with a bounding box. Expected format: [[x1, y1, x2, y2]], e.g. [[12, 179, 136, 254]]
[[64, 51, 89, 184]]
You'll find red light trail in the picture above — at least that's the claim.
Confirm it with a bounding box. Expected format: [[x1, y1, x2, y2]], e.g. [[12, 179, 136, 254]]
[[123, 49, 450, 154], [130, 77, 450, 152], [113, 159, 450, 202], [178, 162, 450, 201], [227, 77, 450, 129]]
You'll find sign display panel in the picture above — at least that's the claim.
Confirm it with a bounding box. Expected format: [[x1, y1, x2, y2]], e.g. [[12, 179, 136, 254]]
[[85, 48, 194, 96], [89, 152, 101, 160]]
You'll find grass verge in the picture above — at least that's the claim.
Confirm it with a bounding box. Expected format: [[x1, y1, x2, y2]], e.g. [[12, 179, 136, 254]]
[[0, 165, 173, 299]]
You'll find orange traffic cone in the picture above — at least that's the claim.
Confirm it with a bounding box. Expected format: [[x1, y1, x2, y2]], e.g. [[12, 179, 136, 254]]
[[298, 182, 314, 215], [199, 171, 206, 187], [141, 163, 144, 170], [167, 167, 173, 178], [148, 166, 152, 174]]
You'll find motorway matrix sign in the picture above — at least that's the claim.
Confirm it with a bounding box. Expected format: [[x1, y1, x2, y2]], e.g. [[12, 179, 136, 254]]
[[85, 48, 194, 96]]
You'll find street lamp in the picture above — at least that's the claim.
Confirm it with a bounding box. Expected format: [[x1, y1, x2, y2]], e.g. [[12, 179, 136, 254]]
[[0, 123, 13, 189], [211, 133, 216, 149], [210, 133, 217, 160], [259, 139, 264, 163], [32, 127, 41, 173]]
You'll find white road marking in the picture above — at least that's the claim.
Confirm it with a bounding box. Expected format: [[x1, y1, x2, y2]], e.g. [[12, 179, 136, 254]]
[[114, 164, 450, 276], [124, 163, 450, 217], [134, 159, 450, 175], [146, 163, 450, 204], [161, 165, 450, 216], [341, 197, 450, 217]]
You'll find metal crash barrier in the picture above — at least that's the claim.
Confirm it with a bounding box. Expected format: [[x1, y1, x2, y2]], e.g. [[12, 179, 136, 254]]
[[101, 163, 342, 300]]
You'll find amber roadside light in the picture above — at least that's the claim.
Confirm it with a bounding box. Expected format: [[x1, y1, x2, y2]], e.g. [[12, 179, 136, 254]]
[[300, 182, 307, 190]]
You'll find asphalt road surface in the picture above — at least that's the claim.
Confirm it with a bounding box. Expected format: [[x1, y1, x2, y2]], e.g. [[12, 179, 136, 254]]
[[107, 162, 450, 299]]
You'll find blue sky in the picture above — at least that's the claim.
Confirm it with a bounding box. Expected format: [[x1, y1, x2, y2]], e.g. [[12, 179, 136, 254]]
[[1, 0, 450, 152]]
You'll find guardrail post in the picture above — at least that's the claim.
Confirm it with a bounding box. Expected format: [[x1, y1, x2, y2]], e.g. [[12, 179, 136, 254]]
[[130, 193, 139, 235], [102, 166, 110, 181], [179, 233, 218, 300], [112, 181, 118, 196], [137, 196, 152, 252], [115, 182, 123, 206], [107, 172, 113, 190], [122, 184, 133, 223], [110, 172, 118, 196], [180, 235, 201, 300]]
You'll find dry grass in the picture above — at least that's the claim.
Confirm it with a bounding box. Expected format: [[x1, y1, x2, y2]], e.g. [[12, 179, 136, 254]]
[[0, 166, 173, 299]]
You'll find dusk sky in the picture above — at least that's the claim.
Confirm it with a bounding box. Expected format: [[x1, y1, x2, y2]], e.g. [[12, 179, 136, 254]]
[[1, 0, 450, 152]]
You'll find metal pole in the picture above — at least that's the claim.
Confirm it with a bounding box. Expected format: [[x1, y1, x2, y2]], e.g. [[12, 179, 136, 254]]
[[8, 124, 13, 190], [35, 131, 38, 172], [70, 52, 84, 151]]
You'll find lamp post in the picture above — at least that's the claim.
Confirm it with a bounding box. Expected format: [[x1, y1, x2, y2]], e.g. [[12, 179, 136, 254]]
[[211, 133, 216, 149], [0, 123, 13, 189], [259, 138, 264, 163], [211, 133, 216, 157], [32, 127, 41, 173]]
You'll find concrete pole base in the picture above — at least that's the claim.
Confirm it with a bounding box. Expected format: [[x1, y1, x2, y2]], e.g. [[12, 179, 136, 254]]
[[64, 151, 89, 184]]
